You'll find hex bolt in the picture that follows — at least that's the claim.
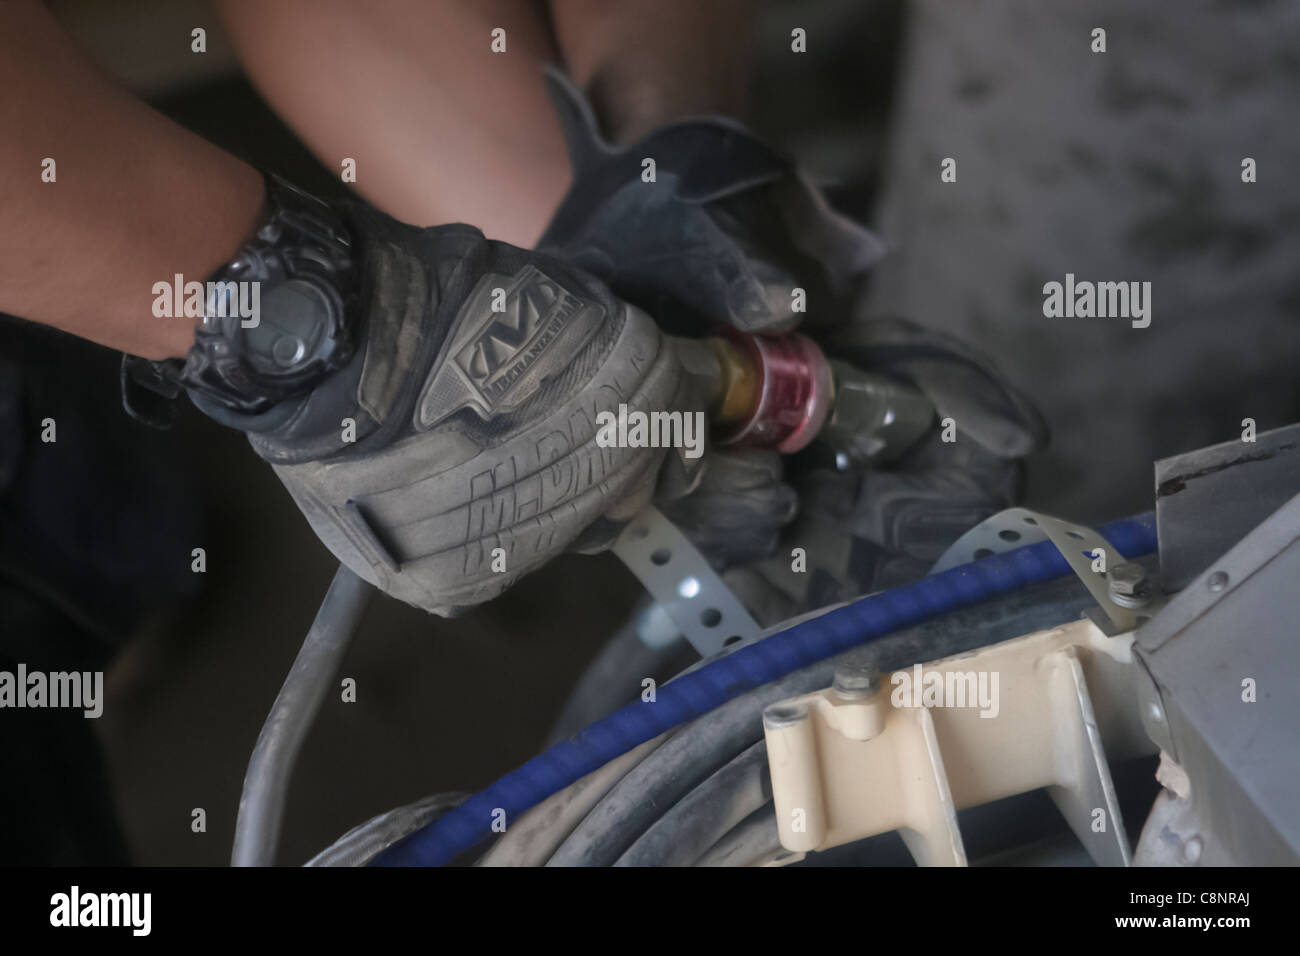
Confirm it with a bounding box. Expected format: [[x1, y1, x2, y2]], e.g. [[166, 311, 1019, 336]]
[[763, 702, 809, 730], [1108, 562, 1151, 608], [832, 660, 881, 701]]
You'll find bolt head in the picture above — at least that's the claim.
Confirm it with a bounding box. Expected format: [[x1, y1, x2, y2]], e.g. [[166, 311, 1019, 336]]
[[1108, 562, 1149, 597], [763, 703, 808, 730], [833, 660, 881, 700]]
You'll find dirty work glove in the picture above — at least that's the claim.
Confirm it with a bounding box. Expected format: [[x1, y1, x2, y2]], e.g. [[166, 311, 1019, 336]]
[[657, 448, 797, 568], [537, 68, 882, 573], [538, 68, 884, 336], [163, 182, 698, 616]]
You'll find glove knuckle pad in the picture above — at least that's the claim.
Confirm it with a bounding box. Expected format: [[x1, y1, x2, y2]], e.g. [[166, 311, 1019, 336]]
[[274, 270, 681, 615]]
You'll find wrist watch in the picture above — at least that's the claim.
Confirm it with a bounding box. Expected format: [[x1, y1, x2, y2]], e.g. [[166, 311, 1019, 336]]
[[121, 173, 358, 428]]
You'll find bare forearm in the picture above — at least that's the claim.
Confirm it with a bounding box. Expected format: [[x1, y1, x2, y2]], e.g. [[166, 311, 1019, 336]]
[[550, 0, 756, 143], [215, 0, 571, 248], [0, 0, 264, 359], [214, 0, 757, 250]]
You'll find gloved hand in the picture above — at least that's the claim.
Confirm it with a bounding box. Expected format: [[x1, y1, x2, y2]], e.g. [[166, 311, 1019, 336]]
[[537, 69, 883, 572], [723, 315, 1050, 626], [237, 202, 701, 616], [538, 69, 884, 336]]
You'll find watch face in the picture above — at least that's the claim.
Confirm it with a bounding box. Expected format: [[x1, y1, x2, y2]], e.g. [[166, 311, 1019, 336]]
[[242, 279, 337, 379]]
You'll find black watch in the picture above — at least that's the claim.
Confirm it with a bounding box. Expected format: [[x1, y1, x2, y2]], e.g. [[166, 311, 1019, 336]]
[[122, 174, 357, 428]]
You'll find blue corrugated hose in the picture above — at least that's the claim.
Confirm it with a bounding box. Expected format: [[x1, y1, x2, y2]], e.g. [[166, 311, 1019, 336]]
[[373, 512, 1158, 866]]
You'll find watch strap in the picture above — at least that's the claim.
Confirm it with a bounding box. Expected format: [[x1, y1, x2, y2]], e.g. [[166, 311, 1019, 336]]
[[121, 173, 357, 427]]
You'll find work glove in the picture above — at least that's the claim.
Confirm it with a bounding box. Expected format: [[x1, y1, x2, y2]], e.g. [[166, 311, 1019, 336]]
[[536, 69, 883, 571], [538, 69, 883, 336], [533, 70, 1048, 626], [241, 203, 700, 616]]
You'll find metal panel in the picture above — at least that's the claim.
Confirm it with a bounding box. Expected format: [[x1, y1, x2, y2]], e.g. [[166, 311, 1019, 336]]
[[1154, 423, 1300, 591], [1135, 491, 1300, 864]]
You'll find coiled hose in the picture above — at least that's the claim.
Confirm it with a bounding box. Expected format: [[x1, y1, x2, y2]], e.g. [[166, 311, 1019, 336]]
[[373, 512, 1157, 866]]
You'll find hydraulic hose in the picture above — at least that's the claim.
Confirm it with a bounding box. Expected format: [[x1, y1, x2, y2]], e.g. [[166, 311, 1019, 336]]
[[614, 740, 771, 867], [233, 564, 374, 866], [305, 791, 467, 867], [373, 512, 1157, 867], [697, 804, 782, 867], [475, 734, 670, 867]]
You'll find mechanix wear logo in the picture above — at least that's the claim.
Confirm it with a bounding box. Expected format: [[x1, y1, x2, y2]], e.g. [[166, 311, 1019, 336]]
[[415, 265, 605, 428]]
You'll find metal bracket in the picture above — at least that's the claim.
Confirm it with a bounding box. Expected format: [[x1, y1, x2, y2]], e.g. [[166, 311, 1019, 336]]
[[612, 506, 761, 657], [1045, 646, 1132, 866], [762, 618, 1149, 866], [1031, 512, 1141, 633], [931, 507, 1155, 633]]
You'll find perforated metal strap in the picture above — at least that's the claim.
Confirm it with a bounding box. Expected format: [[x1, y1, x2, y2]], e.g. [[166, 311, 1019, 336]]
[[612, 506, 761, 657], [930, 506, 1143, 632]]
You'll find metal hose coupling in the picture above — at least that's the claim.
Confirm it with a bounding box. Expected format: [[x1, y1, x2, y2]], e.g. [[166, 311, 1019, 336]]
[[672, 330, 935, 465]]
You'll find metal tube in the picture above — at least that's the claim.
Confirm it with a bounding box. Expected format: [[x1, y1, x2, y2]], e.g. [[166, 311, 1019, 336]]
[[231, 564, 374, 866]]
